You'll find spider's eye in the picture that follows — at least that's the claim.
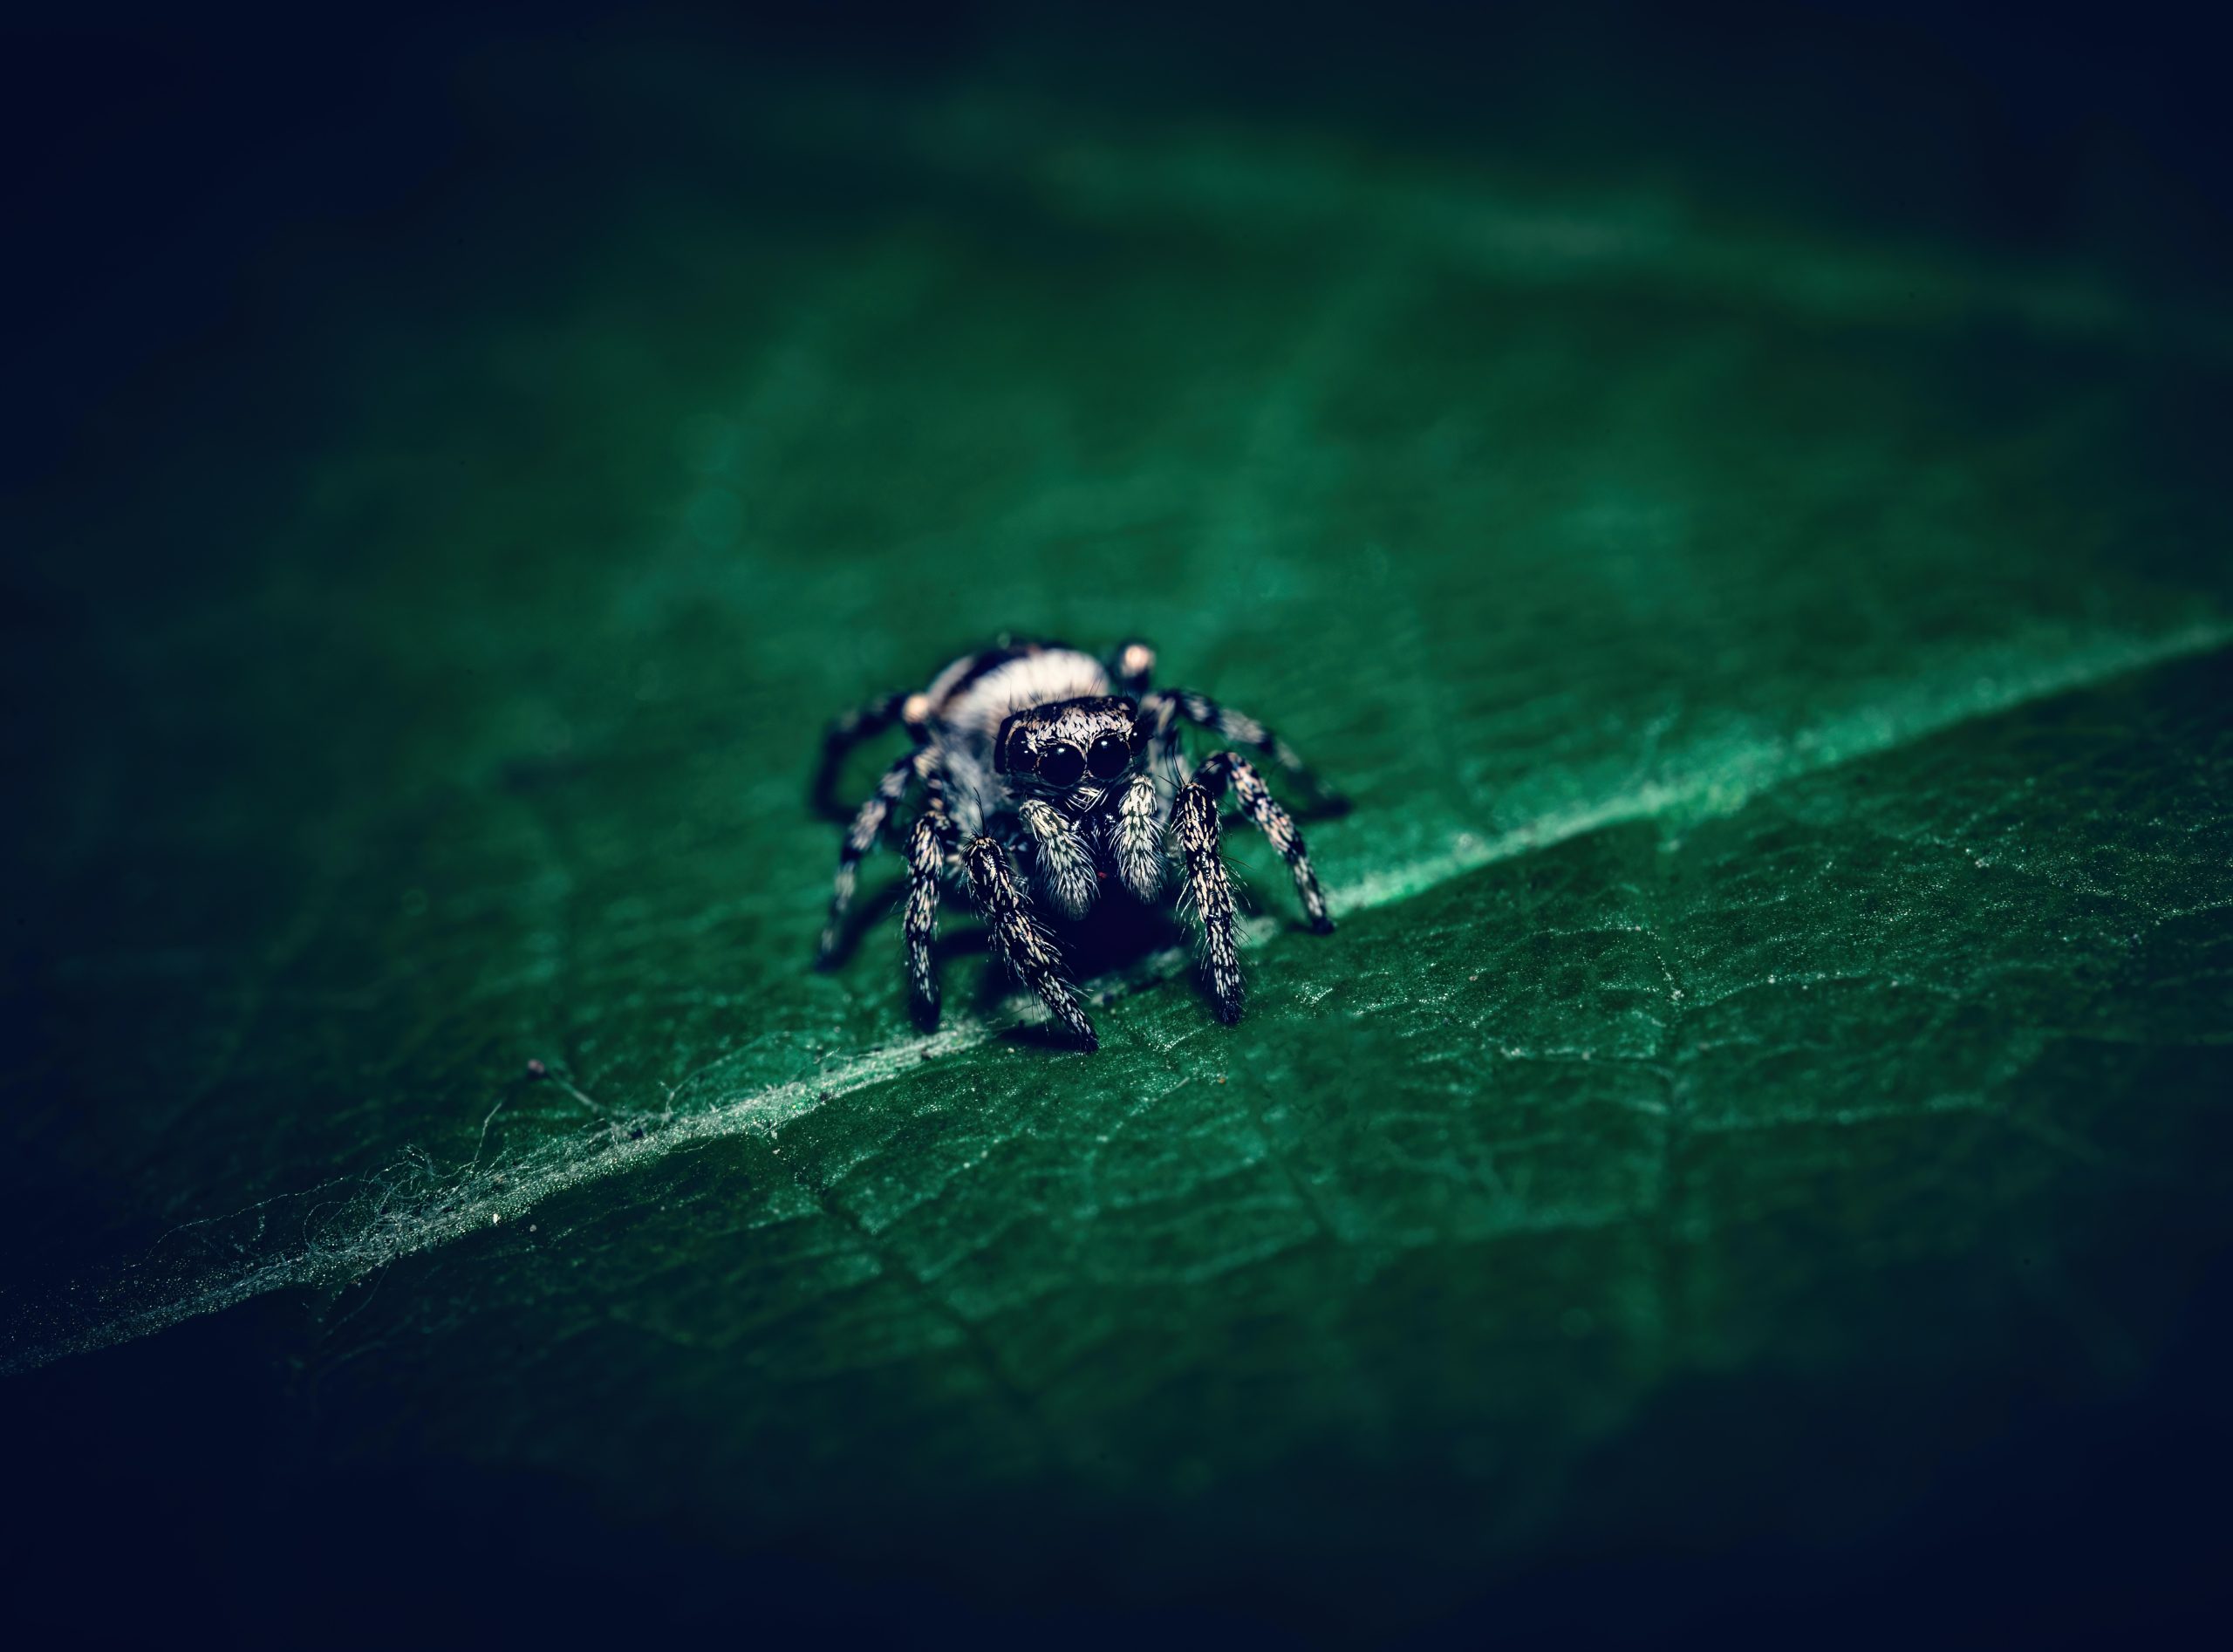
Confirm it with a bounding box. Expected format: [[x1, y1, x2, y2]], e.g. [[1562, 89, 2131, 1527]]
[[1037, 741, 1086, 788], [1087, 733, 1131, 781]]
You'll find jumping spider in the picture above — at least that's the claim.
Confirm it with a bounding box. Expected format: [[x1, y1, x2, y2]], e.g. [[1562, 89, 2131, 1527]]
[[812, 638, 1343, 1049]]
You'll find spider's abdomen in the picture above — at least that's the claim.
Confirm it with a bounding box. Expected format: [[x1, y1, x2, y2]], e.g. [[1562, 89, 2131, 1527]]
[[932, 645, 1110, 757]]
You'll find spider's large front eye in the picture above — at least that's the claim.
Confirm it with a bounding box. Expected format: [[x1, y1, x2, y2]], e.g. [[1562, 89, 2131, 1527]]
[[1038, 741, 1086, 788], [1087, 733, 1131, 781]]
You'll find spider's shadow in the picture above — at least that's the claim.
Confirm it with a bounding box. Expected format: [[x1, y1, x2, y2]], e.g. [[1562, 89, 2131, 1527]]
[[973, 895, 1191, 1044], [811, 768, 1353, 1039], [817, 876, 1191, 1025], [816, 879, 909, 969], [816, 879, 1006, 973]]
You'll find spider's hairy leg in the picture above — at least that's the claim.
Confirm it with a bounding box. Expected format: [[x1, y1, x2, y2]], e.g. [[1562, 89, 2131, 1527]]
[[1139, 688, 1347, 814], [1111, 638, 1157, 696], [815, 750, 919, 966], [964, 836, 1097, 1049], [903, 815, 952, 1027], [1115, 771, 1165, 901], [905, 761, 963, 1026], [811, 690, 920, 821], [1171, 779, 1245, 1024], [1196, 751, 1333, 933], [1017, 799, 1098, 919]]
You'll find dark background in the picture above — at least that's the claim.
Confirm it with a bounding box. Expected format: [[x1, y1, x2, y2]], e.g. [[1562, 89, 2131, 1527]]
[[5, 3, 2231, 1643], [12, 0, 2233, 490]]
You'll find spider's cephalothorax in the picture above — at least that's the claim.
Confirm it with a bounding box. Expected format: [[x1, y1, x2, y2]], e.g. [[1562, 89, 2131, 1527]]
[[810, 638, 1343, 1049]]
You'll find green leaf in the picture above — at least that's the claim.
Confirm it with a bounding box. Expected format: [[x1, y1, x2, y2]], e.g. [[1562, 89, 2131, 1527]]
[[6, 44, 2232, 1633]]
